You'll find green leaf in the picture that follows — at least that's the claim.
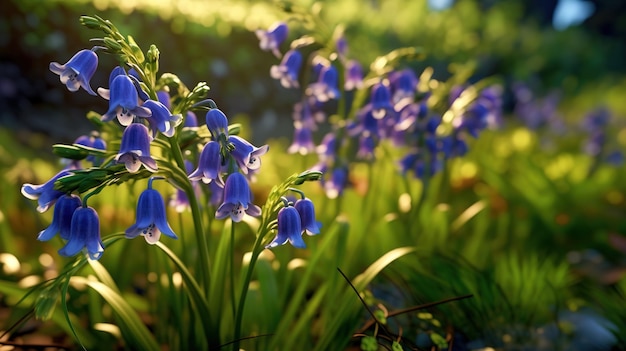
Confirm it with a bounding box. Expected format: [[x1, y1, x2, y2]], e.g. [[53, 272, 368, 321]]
[[127, 35, 144, 63], [76, 278, 160, 351]]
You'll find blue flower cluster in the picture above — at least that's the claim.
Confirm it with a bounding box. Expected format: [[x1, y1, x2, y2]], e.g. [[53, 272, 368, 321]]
[[257, 21, 503, 197], [22, 32, 323, 258]]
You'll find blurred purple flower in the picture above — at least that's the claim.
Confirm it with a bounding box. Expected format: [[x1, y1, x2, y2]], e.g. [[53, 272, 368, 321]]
[[270, 49, 302, 89], [256, 22, 288, 58]]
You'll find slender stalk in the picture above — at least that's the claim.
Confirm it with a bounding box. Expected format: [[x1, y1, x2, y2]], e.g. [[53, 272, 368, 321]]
[[230, 221, 236, 320], [167, 135, 212, 290], [232, 229, 267, 351]]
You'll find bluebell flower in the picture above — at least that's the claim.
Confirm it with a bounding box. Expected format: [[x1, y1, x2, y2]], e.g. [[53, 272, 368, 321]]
[[126, 179, 178, 244], [49, 49, 98, 95], [441, 133, 468, 159], [256, 22, 288, 58], [292, 101, 317, 131], [185, 111, 198, 127], [344, 60, 363, 91], [74, 133, 107, 166], [206, 108, 229, 138], [143, 99, 181, 137], [389, 69, 418, 104], [228, 136, 269, 174], [306, 65, 340, 102], [356, 134, 376, 160], [157, 90, 171, 109], [100, 74, 152, 126], [288, 123, 315, 155], [370, 82, 394, 119], [294, 198, 321, 235], [316, 132, 338, 162], [38, 194, 82, 241], [115, 123, 158, 173], [266, 206, 306, 249], [215, 172, 261, 222], [188, 141, 223, 185], [21, 169, 73, 213], [270, 49, 302, 89], [58, 206, 104, 260], [324, 167, 349, 199], [336, 34, 348, 59]]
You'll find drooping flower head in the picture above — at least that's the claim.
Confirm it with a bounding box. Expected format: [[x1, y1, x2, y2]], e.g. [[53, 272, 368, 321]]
[[143, 99, 181, 137], [256, 22, 288, 58], [100, 74, 152, 126], [389, 69, 418, 106], [344, 60, 363, 91], [21, 169, 73, 213], [228, 136, 269, 174], [370, 81, 394, 120], [306, 65, 340, 103], [115, 123, 158, 173], [266, 206, 306, 249], [58, 206, 104, 260], [126, 178, 178, 244], [288, 122, 315, 155], [206, 108, 229, 139], [185, 111, 198, 128], [215, 172, 262, 222], [188, 141, 223, 185], [270, 49, 303, 89], [157, 90, 171, 109], [49, 48, 98, 95], [37, 194, 82, 241], [294, 198, 321, 235]]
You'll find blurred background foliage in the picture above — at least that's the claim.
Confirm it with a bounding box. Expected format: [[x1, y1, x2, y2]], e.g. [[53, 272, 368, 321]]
[[2, 0, 626, 148]]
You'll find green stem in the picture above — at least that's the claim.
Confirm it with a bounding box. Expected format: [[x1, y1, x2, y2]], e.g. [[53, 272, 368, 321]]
[[230, 221, 236, 320], [167, 136, 212, 292], [232, 228, 267, 351]]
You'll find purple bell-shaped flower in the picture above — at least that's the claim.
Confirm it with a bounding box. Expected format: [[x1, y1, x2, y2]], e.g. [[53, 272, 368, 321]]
[[115, 123, 158, 173], [306, 65, 340, 103], [100, 74, 152, 126], [266, 206, 306, 249], [126, 178, 178, 244], [205, 108, 229, 139], [228, 136, 269, 174], [270, 49, 302, 89], [143, 99, 181, 137], [49, 49, 98, 95], [256, 22, 288, 58], [215, 172, 262, 222], [188, 141, 223, 185], [37, 194, 82, 241], [294, 198, 321, 235], [58, 206, 104, 260], [21, 169, 73, 213]]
